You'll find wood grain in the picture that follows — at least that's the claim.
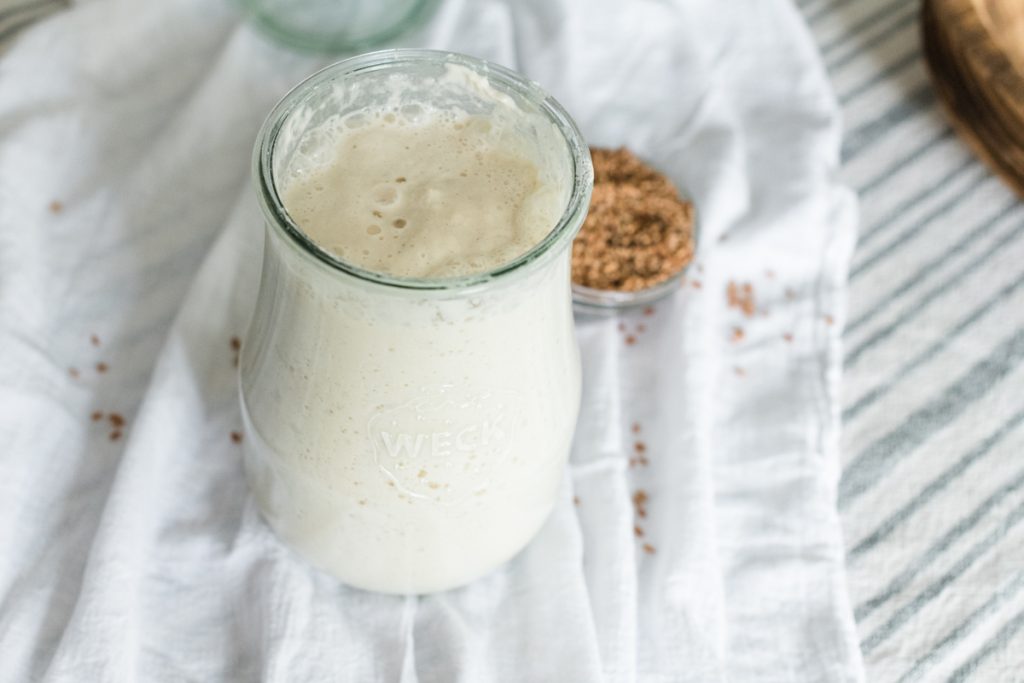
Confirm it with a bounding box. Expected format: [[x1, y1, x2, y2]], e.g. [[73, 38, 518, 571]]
[[922, 0, 1024, 198]]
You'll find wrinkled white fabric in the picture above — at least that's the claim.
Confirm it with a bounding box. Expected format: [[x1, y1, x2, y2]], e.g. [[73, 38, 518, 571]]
[[0, 0, 864, 680]]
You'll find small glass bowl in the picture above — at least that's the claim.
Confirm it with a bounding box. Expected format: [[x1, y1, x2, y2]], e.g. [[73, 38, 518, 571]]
[[240, 0, 440, 54], [571, 201, 699, 314]]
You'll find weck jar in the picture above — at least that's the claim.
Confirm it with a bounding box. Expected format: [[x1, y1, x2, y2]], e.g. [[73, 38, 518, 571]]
[[239, 50, 593, 594]]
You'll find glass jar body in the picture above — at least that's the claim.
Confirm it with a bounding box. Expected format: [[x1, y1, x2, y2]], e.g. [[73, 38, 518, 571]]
[[240, 230, 581, 594], [241, 50, 592, 594]]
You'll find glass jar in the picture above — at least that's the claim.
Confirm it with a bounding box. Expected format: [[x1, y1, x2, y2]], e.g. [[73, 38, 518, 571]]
[[241, 50, 593, 594], [240, 0, 439, 53]]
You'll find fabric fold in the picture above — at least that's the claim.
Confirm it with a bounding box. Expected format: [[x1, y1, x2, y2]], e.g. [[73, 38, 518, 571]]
[[0, 0, 863, 680]]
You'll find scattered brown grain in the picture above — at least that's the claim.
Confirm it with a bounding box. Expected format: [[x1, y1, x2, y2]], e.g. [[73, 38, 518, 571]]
[[642, 543, 657, 555], [785, 288, 797, 301], [68, 367, 79, 379], [634, 441, 646, 454], [573, 496, 580, 506], [95, 362, 108, 374], [734, 366, 746, 377], [571, 148, 695, 292], [90, 334, 101, 347], [108, 413, 125, 428], [691, 279, 702, 289], [109, 430, 122, 441], [49, 200, 63, 214], [91, 411, 103, 421], [824, 314, 835, 326], [625, 335, 637, 346], [631, 421, 641, 434], [230, 431, 243, 444], [731, 326, 745, 343], [231, 337, 242, 368], [727, 281, 756, 317], [632, 489, 649, 518], [783, 333, 794, 343], [643, 306, 655, 316], [634, 525, 644, 538]]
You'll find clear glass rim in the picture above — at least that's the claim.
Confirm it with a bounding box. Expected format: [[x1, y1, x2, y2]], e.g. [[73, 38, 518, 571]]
[[253, 49, 594, 292], [239, 0, 440, 54], [572, 272, 687, 312]]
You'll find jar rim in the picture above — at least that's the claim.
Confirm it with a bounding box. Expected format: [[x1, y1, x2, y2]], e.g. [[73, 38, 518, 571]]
[[240, 0, 439, 55], [253, 49, 593, 291]]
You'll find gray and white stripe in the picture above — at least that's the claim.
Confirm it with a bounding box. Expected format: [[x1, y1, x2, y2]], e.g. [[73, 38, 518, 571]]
[[801, 0, 1024, 680]]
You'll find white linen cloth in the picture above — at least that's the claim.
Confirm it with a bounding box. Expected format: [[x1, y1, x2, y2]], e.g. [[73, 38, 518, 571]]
[[0, 0, 864, 680]]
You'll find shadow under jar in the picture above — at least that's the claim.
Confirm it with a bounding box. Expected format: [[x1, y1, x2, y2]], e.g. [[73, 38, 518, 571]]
[[241, 50, 593, 595]]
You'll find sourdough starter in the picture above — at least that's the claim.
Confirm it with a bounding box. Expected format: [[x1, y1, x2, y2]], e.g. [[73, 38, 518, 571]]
[[241, 63, 583, 594]]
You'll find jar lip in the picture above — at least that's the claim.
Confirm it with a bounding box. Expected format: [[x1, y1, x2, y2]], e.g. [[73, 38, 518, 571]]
[[253, 49, 593, 291], [239, 0, 439, 55]]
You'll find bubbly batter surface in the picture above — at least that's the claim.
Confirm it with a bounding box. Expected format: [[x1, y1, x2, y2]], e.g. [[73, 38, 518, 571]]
[[282, 110, 564, 278]]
